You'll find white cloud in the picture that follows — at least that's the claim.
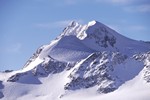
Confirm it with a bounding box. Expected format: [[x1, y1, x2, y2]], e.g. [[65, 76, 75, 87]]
[[95, 0, 150, 13], [95, 0, 135, 4], [107, 23, 147, 35], [129, 25, 147, 31], [54, 19, 83, 27], [108, 0, 132, 4], [54, 0, 79, 6], [54, 20, 76, 28], [124, 4, 150, 13], [63, 0, 77, 5], [107, 24, 121, 32], [35, 19, 84, 29], [138, 4, 150, 12]]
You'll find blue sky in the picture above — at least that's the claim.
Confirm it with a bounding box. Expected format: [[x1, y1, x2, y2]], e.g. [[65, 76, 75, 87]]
[[0, 0, 150, 71]]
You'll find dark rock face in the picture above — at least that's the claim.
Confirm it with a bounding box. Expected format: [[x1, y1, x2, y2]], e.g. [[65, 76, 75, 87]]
[[4, 70, 13, 73], [144, 68, 150, 83], [143, 52, 150, 82], [7, 56, 75, 83], [0, 81, 4, 99], [7, 73, 27, 82], [0, 92, 4, 99], [7, 72, 42, 84], [64, 52, 128, 93], [86, 25, 116, 48], [23, 46, 44, 68], [33, 57, 75, 77], [133, 52, 150, 82]]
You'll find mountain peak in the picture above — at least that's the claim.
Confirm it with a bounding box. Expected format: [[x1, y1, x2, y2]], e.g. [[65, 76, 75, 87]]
[[88, 20, 97, 26], [69, 21, 79, 27], [61, 20, 108, 38], [88, 20, 106, 27], [57, 20, 150, 53]]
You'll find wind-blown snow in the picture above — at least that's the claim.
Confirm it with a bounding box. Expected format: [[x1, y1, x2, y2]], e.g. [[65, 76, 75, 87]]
[[22, 57, 43, 72]]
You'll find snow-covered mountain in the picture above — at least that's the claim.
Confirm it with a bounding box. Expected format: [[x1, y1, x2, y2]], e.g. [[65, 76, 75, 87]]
[[0, 20, 150, 100]]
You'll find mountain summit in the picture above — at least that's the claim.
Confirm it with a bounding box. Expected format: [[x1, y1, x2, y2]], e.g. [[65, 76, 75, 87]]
[[0, 20, 150, 100], [26, 20, 150, 64]]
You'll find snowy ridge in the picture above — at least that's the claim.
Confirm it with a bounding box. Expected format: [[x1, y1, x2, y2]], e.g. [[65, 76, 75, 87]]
[[0, 20, 150, 100]]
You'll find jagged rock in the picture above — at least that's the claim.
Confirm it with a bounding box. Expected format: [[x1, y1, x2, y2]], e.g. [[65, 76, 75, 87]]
[[0, 81, 4, 99], [7, 73, 27, 82]]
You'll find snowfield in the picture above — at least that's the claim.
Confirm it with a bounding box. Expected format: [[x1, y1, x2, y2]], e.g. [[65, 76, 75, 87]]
[[1, 68, 150, 100], [0, 20, 150, 100]]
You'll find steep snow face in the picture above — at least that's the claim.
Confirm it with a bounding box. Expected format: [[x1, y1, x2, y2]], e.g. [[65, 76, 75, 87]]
[[41, 36, 95, 62]]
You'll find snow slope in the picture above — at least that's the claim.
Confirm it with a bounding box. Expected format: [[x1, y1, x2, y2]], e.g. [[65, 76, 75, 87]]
[[0, 20, 150, 100], [1, 52, 150, 100]]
